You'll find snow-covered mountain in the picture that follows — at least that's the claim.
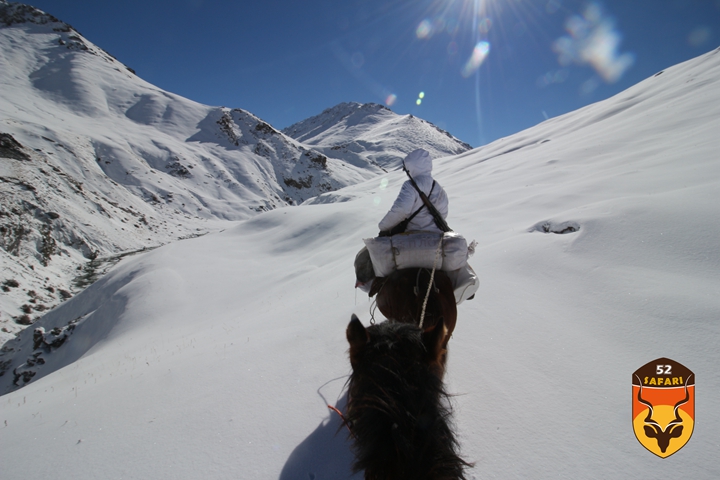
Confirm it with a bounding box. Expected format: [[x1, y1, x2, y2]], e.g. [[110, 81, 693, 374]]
[[0, 1, 470, 336], [283, 102, 472, 171], [1, 43, 719, 478]]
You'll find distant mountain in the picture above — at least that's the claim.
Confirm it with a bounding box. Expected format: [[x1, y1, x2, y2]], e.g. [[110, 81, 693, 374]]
[[0, 1, 472, 338], [283, 102, 472, 171]]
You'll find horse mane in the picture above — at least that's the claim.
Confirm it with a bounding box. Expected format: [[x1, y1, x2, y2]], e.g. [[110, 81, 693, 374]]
[[346, 317, 471, 479], [372, 267, 458, 376]]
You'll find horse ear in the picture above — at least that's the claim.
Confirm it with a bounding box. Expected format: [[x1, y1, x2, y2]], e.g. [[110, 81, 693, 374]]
[[347, 315, 368, 349], [422, 320, 446, 363]]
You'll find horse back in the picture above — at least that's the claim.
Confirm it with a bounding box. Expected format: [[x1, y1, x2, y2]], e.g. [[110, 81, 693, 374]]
[[374, 268, 457, 339]]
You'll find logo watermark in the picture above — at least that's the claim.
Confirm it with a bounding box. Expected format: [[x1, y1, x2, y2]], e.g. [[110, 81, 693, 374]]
[[632, 358, 694, 458]]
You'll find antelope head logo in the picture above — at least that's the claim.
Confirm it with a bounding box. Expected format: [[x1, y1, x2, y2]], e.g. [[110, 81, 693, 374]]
[[632, 358, 695, 457], [634, 374, 690, 454]]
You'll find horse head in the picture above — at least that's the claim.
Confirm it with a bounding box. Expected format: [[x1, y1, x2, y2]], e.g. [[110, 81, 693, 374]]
[[345, 314, 470, 479], [347, 314, 446, 378]]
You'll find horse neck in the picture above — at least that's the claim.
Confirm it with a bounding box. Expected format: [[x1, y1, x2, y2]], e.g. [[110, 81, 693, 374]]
[[347, 325, 464, 479]]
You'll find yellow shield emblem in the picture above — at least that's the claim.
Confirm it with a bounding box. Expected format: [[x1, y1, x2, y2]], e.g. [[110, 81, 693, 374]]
[[632, 358, 694, 458]]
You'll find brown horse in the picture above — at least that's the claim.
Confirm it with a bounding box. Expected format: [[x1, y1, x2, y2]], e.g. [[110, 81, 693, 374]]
[[370, 268, 457, 373], [346, 315, 471, 479]]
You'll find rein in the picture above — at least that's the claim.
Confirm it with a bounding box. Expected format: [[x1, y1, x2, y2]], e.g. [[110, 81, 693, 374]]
[[328, 404, 356, 439]]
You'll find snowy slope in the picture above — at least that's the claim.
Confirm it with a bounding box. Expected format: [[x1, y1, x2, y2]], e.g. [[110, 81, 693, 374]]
[[283, 102, 472, 171], [0, 2, 469, 335], [2, 45, 719, 479]]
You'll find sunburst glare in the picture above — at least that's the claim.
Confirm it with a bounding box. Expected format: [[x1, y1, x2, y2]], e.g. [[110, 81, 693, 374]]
[[414, 0, 499, 79], [412, 0, 502, 143]]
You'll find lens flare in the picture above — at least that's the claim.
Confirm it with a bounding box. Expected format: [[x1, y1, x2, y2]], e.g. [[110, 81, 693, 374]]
[[416, 19, 433, 39], [552, 2, 634, 83], [385, 93, 397, 106], [478, 17, 492, 34], [536, 68, 569, 88], [580, 77, 600, 95], [461, 41, 490, 78], [687, 26, 712, 47]]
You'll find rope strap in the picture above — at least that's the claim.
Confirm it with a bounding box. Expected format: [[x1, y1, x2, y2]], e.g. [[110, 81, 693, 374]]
[[418, 235, 444, 330]]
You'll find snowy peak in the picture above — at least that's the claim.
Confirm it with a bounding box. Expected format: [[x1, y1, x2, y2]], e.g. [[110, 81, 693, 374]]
[[282, 102, 393, 142], [283, 102, 472, 171], [0, 1, 63, 27], [0, 1, 134, 75]]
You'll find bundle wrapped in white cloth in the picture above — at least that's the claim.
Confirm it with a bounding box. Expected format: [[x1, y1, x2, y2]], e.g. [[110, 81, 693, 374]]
[[363, 231, 467, 276], [445, 264, 479, 304], [363, 231, 479, 304]]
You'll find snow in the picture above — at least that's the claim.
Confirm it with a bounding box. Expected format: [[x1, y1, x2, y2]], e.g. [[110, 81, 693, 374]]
[[2, 4, 720, 478]]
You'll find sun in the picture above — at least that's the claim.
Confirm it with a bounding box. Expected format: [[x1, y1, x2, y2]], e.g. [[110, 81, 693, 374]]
[[414, 0, 508, 76]]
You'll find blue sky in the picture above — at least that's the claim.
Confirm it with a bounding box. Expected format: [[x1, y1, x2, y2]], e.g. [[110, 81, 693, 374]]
[[27, 0, 720, 147]]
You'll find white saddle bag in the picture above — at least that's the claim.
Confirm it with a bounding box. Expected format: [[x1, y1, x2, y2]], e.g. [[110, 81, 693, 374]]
[[363, 231, 469, 277]]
